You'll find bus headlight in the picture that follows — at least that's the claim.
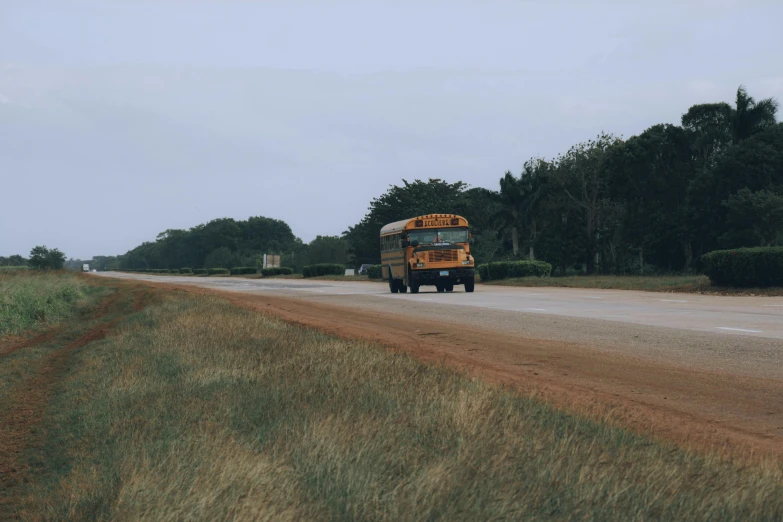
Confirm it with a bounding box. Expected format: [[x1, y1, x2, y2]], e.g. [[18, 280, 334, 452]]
[[416, 262, 426, 268], [462, 260, 471, 265]]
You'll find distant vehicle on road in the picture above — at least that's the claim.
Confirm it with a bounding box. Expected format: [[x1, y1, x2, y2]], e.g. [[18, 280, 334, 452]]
[[380, 214, 475, 294], [82, 264, 90, 272]]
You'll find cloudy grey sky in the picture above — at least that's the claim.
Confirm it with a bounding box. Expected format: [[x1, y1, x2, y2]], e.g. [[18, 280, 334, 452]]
[[1, 0, 781, 259]]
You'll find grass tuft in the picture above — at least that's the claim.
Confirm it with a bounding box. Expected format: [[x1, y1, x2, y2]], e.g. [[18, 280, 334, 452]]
[[0, 271, 92, 335]]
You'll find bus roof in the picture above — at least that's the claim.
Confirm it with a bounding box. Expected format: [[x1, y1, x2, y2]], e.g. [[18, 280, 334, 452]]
[[380, 214, 468, 236]]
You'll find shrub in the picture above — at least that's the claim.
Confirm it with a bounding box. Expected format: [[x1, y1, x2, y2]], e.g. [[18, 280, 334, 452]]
[[302, 264, 345, 278], [193, 268, 208, 275], [261, 267, 294, 276], [208, 268, 229, 276], [366, 265, 383, 279], [477, 260, 552, 281], [231, 267, 257, 275], [701, 247, 783, 287], [180, 268, 192, 274]]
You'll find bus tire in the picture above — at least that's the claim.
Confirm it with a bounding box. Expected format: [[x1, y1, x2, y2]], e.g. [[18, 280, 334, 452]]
[[445, 284, 454, 292], [464, 278, 475, 293], [388, 268, 398, 293], [436, 284, 445, 293], [410, 285, 420, 294]]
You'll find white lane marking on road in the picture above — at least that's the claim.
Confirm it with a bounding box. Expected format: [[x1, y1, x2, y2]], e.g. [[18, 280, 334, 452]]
[[660, 299, 688, 303], [583, 296, 604, 299], [716, 327, 763, 333], [523, 308, 548, 312], [762, 305, 783, 307]]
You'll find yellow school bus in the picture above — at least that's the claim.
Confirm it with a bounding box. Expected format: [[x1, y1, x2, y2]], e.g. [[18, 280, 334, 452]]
[[380, 214, 475, 294]]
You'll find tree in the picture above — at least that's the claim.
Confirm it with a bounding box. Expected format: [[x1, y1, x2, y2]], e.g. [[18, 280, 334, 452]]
[[498, 171, 524, 257], [551, 132, 622, 274], [682, 86, 778, 172], [607, 124, 695, 272], [689, 123, 783, 254], [732, 85, 779, 143], [344, 179, 470, 266], [498, 159, 550, 259], [0, 255, 27, 266], [204, 246, 237, 269], [721, 188, 783, 247], [28, 246, 66, 270], [119, 215, 302, 270], [307, 236, 348, 265], [461, 187, 504, 264]]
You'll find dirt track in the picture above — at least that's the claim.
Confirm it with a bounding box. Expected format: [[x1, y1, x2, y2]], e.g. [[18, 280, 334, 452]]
[[143, 281, 783, 460], [0, 285, 146, 518]]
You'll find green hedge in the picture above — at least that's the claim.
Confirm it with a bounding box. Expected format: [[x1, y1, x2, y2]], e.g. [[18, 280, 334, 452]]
[[366, 265, 383, 279], [261, 267, 294, 276], [477, 260, 552, 281], [180, 267, 192, 274], [231, 267, 257, 275], [208, 268, 229, 276], [302, 264, 345, 278], [193, 268, 208, 275], [701, 247, 783, 287]]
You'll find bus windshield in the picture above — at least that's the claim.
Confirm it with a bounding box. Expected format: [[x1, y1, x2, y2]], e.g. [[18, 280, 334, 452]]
[[408, 228, 468, 245]]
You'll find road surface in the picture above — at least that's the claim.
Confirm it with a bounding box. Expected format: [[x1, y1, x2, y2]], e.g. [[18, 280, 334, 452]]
[[98, 272, 783, 340]]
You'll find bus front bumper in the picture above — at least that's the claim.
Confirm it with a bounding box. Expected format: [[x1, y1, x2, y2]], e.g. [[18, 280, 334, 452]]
[[409, 268, 475, 285]]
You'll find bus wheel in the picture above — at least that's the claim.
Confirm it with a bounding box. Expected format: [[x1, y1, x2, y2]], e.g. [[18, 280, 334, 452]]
[[445, 284, 454, 292], [399, 284, 408, 293], [410, 285, 420, 294], [388, 274, 398, 293], [464, 278, 475, 293], [436, 284, 445, 293]]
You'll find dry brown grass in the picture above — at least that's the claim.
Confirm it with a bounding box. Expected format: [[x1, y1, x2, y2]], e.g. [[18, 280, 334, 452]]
[[10, 290, 783, 520]]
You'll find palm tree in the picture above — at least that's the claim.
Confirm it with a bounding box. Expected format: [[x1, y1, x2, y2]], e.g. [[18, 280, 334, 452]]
[[498, 160, 550, 258], [732, 85, 779, 142], [499, 171, 524, 257]]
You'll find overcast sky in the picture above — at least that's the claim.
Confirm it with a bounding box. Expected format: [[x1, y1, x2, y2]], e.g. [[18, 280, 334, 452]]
[[1, 1, 781, 259]]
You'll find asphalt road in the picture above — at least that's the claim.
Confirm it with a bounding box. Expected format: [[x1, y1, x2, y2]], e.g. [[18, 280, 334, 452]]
[[98, 273, 783, 340]]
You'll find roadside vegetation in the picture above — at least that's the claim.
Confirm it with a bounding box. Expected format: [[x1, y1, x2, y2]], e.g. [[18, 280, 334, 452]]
[[480, 274, 783, 296], [0, 270, 97, 336], [3, 276, 782, 520]]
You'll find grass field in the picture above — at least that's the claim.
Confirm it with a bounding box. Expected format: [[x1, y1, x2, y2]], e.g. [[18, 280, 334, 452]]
[[0, 270, 100, 335], [483, 274, 783, 296], [1, 272, 782, 520], [0, 266, 28, 271]]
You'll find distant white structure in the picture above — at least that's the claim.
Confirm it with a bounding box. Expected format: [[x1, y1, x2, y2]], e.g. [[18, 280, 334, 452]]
[[345, 269, 355, 276], [262, 254, 280, 269], [82, 264, 90, 272]]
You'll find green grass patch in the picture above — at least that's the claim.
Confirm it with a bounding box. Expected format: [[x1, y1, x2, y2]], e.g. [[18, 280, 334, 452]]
[[0, 271, 99, 336], [15, 290, 783, 520]]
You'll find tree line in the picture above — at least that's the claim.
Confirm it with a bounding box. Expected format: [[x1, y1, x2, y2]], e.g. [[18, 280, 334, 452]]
[[346, 86, 782, 275], [79, 216, 350, 273]]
